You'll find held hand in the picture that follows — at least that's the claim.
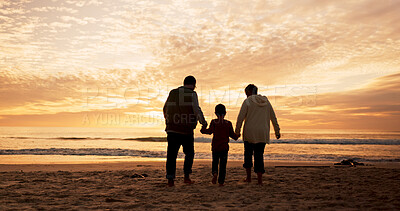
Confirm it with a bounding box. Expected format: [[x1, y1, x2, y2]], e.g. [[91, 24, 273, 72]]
[[275, 132, 281, 140], [235, 132, 241, 139], [202, 121, 208, 128]]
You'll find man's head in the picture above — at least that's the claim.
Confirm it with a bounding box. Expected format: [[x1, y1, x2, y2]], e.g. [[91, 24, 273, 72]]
[[183, 75, 196, 90], [215, 104, 226, 117], [245, 84, 258, 97]]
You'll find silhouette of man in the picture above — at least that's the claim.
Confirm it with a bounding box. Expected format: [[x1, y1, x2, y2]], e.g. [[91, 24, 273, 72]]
[[235, 84, 280, 185], [163, 75, 207, 186]]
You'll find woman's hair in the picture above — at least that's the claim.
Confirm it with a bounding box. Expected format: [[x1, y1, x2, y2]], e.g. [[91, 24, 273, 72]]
[[245, 84, 258, 95]]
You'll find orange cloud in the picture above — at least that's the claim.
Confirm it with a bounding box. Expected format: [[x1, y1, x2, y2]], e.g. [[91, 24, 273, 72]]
[[0, 0, 399, 131]]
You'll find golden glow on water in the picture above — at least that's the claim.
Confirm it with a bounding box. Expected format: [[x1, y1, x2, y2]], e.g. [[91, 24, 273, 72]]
[[1, 141, 399, 164], [0, 127, 399, 164], [0, 155, 167, 164]]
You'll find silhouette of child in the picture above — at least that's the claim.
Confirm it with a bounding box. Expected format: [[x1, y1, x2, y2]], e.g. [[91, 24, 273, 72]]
[[201, 104, 239, 186]]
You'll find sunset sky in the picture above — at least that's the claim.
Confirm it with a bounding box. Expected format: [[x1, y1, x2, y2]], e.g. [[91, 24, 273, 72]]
[[0, 0, 399, 133]]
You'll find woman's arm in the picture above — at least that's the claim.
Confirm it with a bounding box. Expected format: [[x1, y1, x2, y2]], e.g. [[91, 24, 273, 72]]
[[235, 100, 248, 134]]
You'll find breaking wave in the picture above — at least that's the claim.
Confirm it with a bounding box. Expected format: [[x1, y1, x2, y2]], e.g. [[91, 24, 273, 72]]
[[1, 148, 399, 162]]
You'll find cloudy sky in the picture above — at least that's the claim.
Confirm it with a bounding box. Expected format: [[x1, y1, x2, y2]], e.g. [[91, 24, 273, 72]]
[[0, 0, 399, 134]]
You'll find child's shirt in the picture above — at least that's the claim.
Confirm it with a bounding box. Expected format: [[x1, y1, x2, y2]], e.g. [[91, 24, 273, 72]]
[[200, 119, 239, 152]]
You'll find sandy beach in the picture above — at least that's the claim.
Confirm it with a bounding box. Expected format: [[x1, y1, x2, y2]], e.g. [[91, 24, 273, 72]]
[[0, 160, 399, 210]]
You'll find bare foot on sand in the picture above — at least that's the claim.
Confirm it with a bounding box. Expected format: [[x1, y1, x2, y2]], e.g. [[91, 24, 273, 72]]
[[212, 173, 217, 184], [184, 177, 195, 184], [167, 179, 174, 187], [257, 173, 263, 185], [243, 177, 251, 183], [244, 168, 252, 183]]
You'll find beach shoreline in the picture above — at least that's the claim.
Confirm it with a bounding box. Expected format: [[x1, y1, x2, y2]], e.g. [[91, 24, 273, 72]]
[[1, 160, 400, 172]]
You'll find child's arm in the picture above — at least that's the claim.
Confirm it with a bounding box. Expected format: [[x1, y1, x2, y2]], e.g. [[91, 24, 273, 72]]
[[228, 122, 239, 140], [200, 120, 214, 135]]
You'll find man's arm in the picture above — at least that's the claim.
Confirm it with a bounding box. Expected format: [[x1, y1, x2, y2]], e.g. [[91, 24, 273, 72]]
[[269, 104, 280, 139], [235, 100, 248, 134], [192, 92, 207, 126], [163, 92, 170, 119]]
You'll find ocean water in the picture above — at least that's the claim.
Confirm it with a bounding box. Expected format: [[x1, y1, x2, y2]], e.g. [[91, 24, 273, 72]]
[[0, 127, 399, 164]]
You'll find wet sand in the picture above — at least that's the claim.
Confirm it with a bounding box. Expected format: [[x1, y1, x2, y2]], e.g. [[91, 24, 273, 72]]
[[0, 160, 399, 210]]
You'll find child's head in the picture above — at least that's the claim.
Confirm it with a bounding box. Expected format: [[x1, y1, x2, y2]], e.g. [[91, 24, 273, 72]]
[[215, 104, 226, 117]]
